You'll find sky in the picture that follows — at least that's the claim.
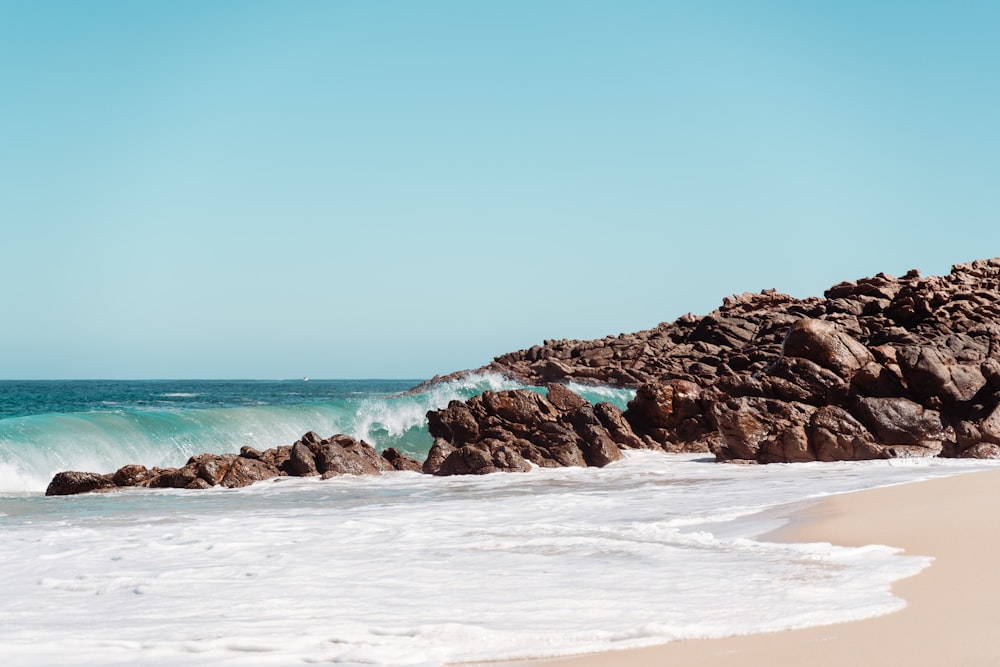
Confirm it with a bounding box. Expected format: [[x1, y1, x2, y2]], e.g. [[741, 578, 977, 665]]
[[2, 1, 999, 379]]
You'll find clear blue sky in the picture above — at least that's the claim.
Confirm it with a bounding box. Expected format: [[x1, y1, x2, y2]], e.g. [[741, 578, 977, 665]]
[[2, 1, 999, 379]]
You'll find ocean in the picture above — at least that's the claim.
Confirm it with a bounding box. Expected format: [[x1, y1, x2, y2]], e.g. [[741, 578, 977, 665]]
[[1, 377, 996, 666]]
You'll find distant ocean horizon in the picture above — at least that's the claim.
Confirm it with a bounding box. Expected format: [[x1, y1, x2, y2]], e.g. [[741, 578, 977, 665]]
[[1, 376, 997, 666]]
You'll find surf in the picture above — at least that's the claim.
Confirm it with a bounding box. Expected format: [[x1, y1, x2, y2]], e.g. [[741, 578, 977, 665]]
[[0, 375, 636, 493]]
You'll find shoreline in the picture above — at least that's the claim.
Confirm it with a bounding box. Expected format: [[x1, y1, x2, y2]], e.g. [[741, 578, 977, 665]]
[[487, 467, 1000, 667]]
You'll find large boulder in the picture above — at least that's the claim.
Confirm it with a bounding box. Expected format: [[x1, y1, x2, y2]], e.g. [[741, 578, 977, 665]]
[[623, 380, 712, 451], [897, 344, 987, 404], [781, 318, 874, 379], [45, 471, 116, 496], [851, 396, 946, 452], [809, 405, 882, 462]]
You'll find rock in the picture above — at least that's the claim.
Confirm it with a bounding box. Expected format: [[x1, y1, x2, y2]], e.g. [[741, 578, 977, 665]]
[[897, 345, 986, 404], [239, 445, 263, 460], [426, 400, 480, 446], [145, 466, 200, 489], [46, 471, 116, 496], [781, 318, 874, 379], [189, 454, 235, 486], [423, 438, 456, 475], [545, 383, 588, 411], [383, 447, 423, 472], [314, 435, 393, 476], [962, 443, 1000, 459], [592, 402, 647, 450], [809, 405, 881, 462], [623, 379, 712, 451], [112, 464, 152, 487], [301, 431, 323, 446], [437, 441, 532, 476], [626, 380, 703, 430], [284, 442, 319, 476], [578, 429, 623, 467], [851, 397, 946, 451], [980, 403, 1000, 444], [710, 396, 816, 463], [220, 457, 281, 488], [760, 357, 847, 405]]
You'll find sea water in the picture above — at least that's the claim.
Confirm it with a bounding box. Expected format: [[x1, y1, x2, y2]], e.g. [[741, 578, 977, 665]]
[[1, 377, 997, 666]]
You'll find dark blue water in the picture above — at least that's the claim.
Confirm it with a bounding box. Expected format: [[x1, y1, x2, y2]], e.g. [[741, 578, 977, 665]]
[[0, 379, 422, 419]]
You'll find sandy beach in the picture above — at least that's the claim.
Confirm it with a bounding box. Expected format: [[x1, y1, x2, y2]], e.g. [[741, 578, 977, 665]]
[[498, 467, 1000, 667]]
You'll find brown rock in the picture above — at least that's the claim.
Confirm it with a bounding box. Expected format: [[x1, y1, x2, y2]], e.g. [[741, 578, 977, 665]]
[[284, 442, 319, 476], [980, 403, 1000, 444], [239, 445, 263, 460], [897, 345, 986, 403], [145, 466, 200, 489], [809, 405, 880, 462], [593, 402, 647, 450], [545, 383, 588, 411], [423, 438, 456, 475], [383, 447, 423, 472], [710, 397, 816, 462], [314, 435, 392, 476], [436, 442, 531, 476], [782, 318, 874, 379], [426, 400, 480, 445], [851, 397, 945, 451], [112, 464, 152, 487], [220, 457, 280, 488], [189, 454, 235, 486], [45, 471, 117, 496], [961, 443, 1000, 459], [626, 380, 703, 430]]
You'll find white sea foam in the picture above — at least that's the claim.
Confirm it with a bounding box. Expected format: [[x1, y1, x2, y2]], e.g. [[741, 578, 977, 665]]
[[2, 452, 997, 666]]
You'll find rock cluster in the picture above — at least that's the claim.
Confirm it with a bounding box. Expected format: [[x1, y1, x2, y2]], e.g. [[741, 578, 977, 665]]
[[463, 260, 1000, 394], [424, 383, 640, 475], [429, 258, 1000, 463], [45, 433, 421, 496], [46, 258, 1000, 494]]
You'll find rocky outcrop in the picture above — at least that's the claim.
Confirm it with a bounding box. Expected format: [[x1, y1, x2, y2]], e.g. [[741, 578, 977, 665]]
[[437, 259, 1000, 395], [416, 258, 1000, 463], [45, 432, 421, 496], [47, 258, 1000, 493], [424, 383, 637, 475]]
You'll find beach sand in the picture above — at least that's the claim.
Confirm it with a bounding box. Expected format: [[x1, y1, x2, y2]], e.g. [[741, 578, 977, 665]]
[[494, 467, 1000, 667]]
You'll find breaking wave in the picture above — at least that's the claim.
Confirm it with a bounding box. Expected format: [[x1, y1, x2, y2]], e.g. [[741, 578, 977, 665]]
[[0, 374, 635, 493]]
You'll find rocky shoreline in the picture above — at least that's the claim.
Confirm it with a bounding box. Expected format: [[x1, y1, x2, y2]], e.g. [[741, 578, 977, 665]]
[[46, 258, 1000, 495]]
